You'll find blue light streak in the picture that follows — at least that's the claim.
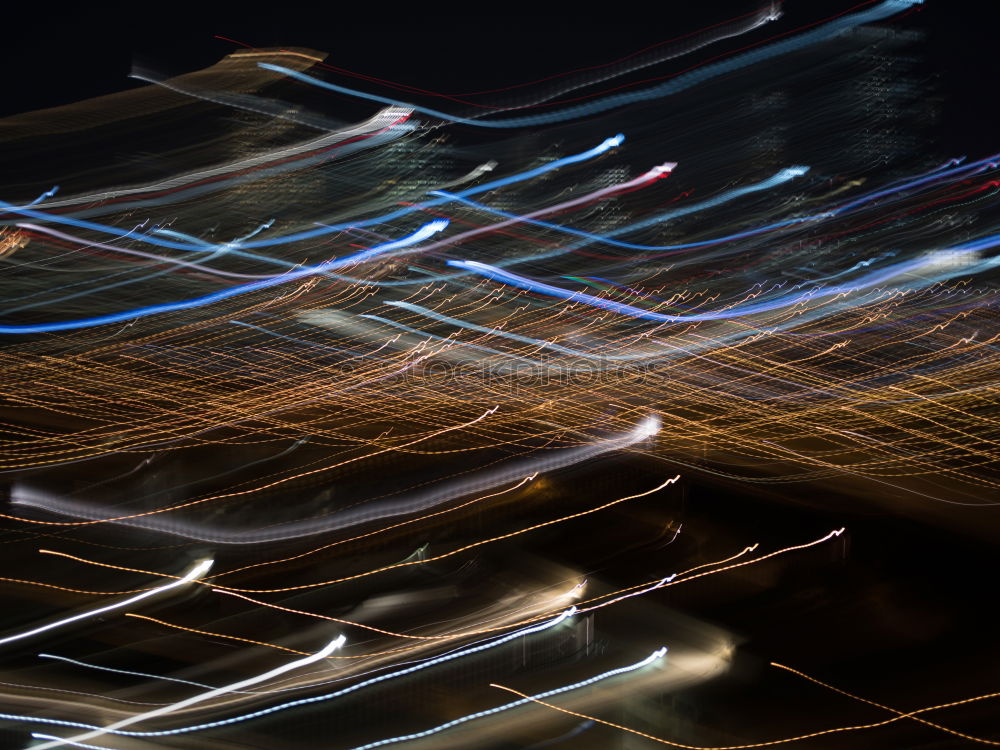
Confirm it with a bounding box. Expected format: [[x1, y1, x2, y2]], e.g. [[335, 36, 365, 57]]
[[0, 220, 447, 334], [0, 135, 622, 255], [259, 0, 919, 129], [3, 608, 577, 737], [348, 648, 667, 750]]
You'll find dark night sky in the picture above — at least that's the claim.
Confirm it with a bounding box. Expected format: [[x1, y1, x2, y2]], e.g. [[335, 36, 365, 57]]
[[2, 1, 999, 156]]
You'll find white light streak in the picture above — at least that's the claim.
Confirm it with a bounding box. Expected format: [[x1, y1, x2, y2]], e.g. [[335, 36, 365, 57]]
[[0, 558, 212, 647], [31, 634, 345, 750]]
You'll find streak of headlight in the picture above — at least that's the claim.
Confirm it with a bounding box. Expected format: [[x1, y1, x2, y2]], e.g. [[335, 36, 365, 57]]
[[11, 416, 660, 544], [0, 220, 448, 334], [5, 405, 499, 530], [347, 649, 667, 750], [30, 635, 347, 750], [4, 608, 577, 737], [0, 558, 212, 647]]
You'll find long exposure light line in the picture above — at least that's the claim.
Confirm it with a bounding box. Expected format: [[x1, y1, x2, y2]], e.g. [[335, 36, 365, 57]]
[[5, 609, 578, 737], [489, 674, 1000, 748], [31, 634, 347, 749], [348, 649, 667, 750], [0, 558, 212, 647]]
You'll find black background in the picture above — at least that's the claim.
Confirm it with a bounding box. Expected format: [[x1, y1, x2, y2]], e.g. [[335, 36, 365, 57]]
[[2, 1, 998, 155]]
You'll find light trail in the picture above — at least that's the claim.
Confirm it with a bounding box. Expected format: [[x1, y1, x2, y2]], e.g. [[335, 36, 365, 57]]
[[4, 608, 578, 737], [0, 220, 448, 334], [348, 649, 668, 749], [2, 7, 998, 749], [489, 674, 1000, 748], [0, 135, 624, 253], [31, 634, 347, 749], [9, 416, 660, 544], [0, 558, 212, 647], [257, 1, 919, 128]]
